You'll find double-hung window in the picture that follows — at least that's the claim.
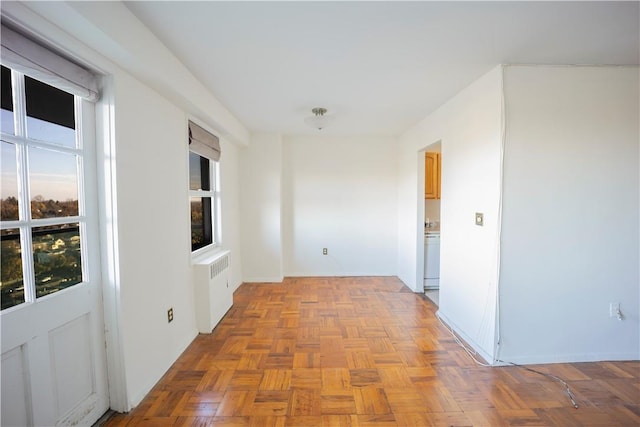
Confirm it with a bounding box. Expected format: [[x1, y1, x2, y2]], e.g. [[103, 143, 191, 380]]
[[188, 121, 221, 253]]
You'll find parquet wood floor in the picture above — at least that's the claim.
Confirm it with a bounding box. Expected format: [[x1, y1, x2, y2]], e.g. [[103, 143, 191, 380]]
[[104, 277, 640, 426]]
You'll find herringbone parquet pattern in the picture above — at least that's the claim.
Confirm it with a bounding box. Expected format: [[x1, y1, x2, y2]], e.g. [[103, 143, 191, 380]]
[[104, 277, 640, 426]]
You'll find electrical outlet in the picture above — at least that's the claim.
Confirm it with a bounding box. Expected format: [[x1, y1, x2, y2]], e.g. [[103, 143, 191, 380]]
[[168, 308, 174, 323], [322, 248, 328, 255], [475, 212, 484, 226]]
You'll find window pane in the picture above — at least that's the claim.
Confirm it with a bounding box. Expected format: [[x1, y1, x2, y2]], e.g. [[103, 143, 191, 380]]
[[1, 66, 14, 135], [1, 228, 24, 310], [191, 197, 212, 251], [29, 147, 78, 218], [189, 152, 210, 191], [1, 142, 19, 220], [25, 76, 76, 147], [33, 223, 82, 299]]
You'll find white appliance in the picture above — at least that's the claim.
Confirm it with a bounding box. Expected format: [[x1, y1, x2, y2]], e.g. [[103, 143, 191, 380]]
[[424, 233, 440, 289]]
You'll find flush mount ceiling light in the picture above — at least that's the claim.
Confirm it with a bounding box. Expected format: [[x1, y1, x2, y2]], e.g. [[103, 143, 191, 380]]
[[304, 107, 332, 130]]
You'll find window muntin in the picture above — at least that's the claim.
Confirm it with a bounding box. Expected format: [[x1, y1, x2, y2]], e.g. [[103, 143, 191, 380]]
[[188, 149, 219, 253], [0, 67, 86, 311]]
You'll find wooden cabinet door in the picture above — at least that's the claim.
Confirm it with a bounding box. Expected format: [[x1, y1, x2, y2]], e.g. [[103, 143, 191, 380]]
[[425, 152, 440, 199]]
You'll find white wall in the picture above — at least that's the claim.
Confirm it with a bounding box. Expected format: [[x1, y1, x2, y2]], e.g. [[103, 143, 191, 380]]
[[283, 136, 398, 276], [398, 67, 503, 361], [112, 72, 197, 407], [110, 81, 245, 409], [240, 133, 284, 282], [104, 70, 246, 410], [499, 66, 639, 363], [220, 139, 244, 291]]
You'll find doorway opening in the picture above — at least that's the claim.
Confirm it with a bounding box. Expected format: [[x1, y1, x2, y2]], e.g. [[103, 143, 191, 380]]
[[418, 141, 441, 306]]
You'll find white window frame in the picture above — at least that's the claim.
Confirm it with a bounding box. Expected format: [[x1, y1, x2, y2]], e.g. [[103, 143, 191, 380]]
[[0, 67, 90, 311]]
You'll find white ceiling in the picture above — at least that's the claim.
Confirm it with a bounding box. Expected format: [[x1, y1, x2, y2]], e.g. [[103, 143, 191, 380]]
[[125, 1, 639, 137]]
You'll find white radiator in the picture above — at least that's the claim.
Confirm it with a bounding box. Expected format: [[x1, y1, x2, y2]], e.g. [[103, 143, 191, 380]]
[[193, 250, 233, 333]]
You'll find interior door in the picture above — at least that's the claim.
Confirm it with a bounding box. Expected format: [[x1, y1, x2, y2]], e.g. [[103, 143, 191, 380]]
[[1, 67, 109, 426]]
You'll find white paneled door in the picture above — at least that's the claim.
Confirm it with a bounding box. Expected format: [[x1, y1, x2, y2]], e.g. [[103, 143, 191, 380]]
[[1, 285, 109, 426], [1, 67, 109, 426]]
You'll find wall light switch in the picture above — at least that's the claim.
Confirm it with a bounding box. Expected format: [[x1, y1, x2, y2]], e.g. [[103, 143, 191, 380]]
[[610, 302, 623, 320], [475, 212, 484, 226]]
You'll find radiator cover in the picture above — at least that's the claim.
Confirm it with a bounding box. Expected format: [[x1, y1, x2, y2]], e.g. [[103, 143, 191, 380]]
[[193, 250, 232, 333]]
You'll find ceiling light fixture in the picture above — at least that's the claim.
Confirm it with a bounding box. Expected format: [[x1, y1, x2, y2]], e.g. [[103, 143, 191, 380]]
[[304, 107, 332, 130]]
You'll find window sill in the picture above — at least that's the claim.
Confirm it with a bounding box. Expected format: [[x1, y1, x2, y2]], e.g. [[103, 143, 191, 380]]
[[191, 246, 230, 266]]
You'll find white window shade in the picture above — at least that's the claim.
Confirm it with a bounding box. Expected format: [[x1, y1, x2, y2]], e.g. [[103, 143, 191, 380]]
[[189, 121, 221, 161], [1, 25, 99, 102]]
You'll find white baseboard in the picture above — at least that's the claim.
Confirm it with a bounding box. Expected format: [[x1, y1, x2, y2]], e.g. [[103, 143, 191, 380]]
[[284, 273, 396, 278], [494, 351, 640, 365], [242, 276, 284, 283], [436, 310, 496, 365]]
